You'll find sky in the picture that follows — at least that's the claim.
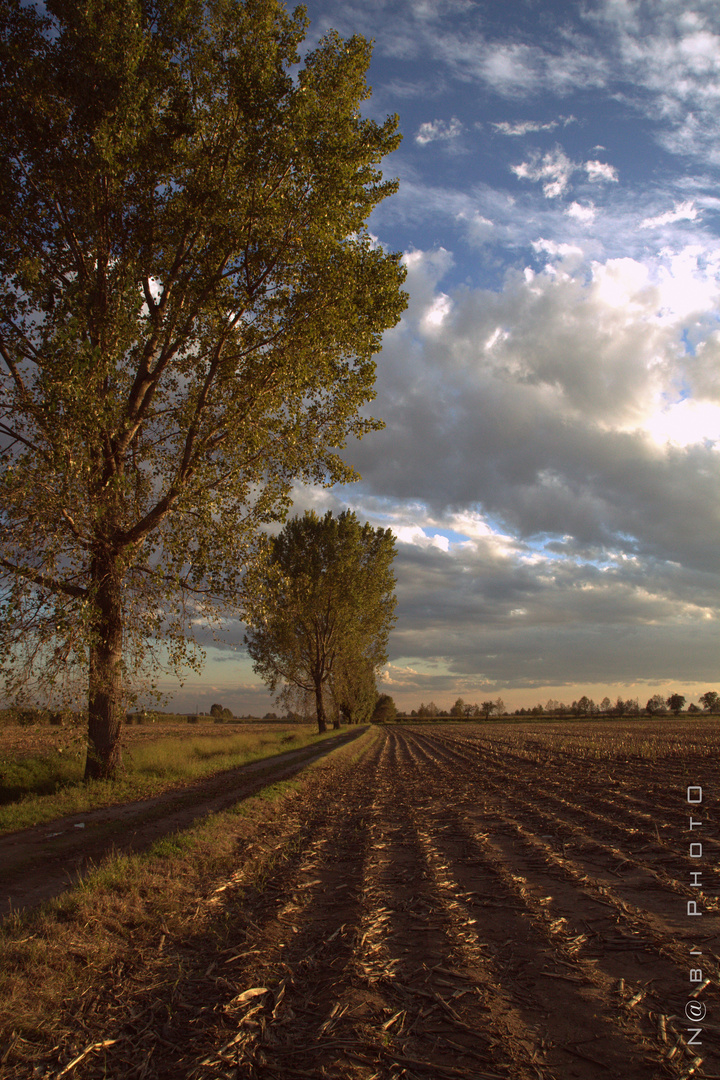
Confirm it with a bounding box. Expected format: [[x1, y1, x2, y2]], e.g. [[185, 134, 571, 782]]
[[166, 0, 720, 716]]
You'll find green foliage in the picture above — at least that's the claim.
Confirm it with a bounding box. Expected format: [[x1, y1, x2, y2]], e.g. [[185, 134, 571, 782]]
[[333, 658, 378, 725], [244, 510, 396, 732], [372, 692, 397, 724], [666, 693, 686, 715], [0, 0, 406, 774]]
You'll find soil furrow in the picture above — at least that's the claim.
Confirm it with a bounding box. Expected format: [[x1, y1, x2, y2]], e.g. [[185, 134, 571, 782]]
[[396, 728, 720, 1077], [409, 728, 720, 915]]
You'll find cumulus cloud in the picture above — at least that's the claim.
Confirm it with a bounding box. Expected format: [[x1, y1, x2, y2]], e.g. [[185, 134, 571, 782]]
[[201, 236, 720, 707], [415, 117, 463, 145], [345, 245, 720, 578]]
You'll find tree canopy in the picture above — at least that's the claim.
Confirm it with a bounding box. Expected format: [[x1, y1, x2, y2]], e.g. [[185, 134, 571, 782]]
[[372, 692, 396, 724], [244, 510, 396, 732], [666, 693, 686, 716], [0, 0, 406, 776]]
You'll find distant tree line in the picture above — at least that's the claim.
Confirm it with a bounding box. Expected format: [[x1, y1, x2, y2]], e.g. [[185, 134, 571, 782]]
[[508, 691, 718, 718], [390, 690, 719, 721], [402, 698, 506, 721]]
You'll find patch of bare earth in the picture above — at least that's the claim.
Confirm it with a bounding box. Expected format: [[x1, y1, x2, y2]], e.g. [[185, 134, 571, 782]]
[[2, 723, 719, 1079]]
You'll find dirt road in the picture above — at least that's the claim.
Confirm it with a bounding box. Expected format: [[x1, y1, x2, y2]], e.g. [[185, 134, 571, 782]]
[[0, 728, 366, 918], [46, 722, 719, 1080]]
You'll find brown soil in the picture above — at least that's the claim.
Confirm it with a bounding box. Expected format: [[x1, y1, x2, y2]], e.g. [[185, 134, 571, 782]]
[[3, 722, 720, 1079]]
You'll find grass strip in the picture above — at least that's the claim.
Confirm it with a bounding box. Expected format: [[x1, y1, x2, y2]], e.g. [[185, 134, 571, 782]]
[[0, 724, 348, 835]]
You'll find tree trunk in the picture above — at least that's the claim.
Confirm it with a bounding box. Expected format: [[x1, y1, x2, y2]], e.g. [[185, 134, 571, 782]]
[[85, 550, 124, 780], [314, 678, 327, 734]]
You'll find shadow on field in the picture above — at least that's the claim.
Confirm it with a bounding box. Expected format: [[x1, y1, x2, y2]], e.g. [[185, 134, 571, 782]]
[[0, 726, 368, 919]]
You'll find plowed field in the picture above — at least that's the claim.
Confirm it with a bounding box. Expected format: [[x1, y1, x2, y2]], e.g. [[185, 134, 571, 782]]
[[4, 722, 719, 1079]]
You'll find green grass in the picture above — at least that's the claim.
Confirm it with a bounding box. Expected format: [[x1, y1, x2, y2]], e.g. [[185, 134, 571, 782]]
[[0, 724, 355, 834], [0, 751, 83, 805]]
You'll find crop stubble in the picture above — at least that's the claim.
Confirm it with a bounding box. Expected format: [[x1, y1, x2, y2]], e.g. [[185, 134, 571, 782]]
[[5, 722, 719, 1079]]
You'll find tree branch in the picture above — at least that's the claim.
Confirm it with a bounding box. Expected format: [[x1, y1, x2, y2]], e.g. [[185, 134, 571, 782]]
[[0, 558, 87, 599]]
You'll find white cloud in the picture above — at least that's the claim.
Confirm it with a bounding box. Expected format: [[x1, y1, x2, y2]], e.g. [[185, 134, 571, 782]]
[[590, 257, 652, 311], [492, 115, 576, 136], [393, 523, 448, 550], [584, 160, 619, 183], [586, 1, 720, 164], [429, 28, 609, 98], [640, 200, 700, 228], [566, 201, 597, 223], [532, 238, 585, 268], [456, 210, 495, 245], [645, 399, 720, 447], [512, 149, 618, 197], [345, 244, 720, 579], [402, 246, 455, 279], [421, 292, 453, 333], [363, 1, 720, 169], [511, 147, 575, 198], [415, 117, 463, 145]]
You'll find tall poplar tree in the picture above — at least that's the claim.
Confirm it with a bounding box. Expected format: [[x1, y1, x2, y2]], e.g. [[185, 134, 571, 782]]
[[0, 0, 406, 776], [244, 510, 396, 733]]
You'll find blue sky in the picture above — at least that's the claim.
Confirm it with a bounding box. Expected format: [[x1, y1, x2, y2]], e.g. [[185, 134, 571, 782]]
[[167, 0, 720, 715]]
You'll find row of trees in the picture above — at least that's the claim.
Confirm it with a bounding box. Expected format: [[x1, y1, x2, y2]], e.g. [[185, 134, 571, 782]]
[[412, 698, 506, 720], [511, 692, 718, 718], [398, 691, 719, 721], [0, 0, 406, 775], [244, 510, 397, 733]]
